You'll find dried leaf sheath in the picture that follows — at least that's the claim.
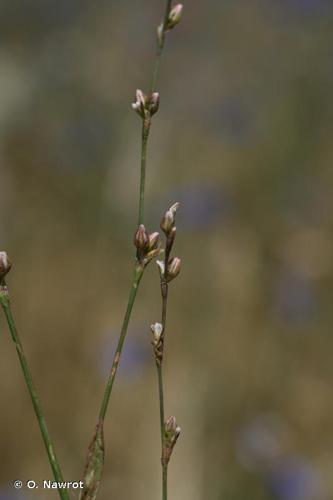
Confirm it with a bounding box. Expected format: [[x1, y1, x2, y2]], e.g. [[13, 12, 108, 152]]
[[80, 420, 105, 500]]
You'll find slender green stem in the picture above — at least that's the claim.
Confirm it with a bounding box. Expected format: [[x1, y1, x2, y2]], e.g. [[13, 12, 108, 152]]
[[156, 279, 169, 500], [0, 286, 70, 500], [80, 264, 144, 499], [138, 118, 151, 226], [98, 264, 144, 420], [156, 363, 165, 444], [150, 0, 173, 94], [163, 464, 168, 500], [139, 0, 172, 224], [156, 358, 167, 500], [82, 1, 175, 497]]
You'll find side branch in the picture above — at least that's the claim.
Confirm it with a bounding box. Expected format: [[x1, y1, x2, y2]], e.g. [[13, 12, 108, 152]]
[[0, 273, 70, 500]]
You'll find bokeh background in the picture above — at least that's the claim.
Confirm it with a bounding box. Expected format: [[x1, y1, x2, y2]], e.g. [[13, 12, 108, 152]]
[[0, 0, 333, 499]]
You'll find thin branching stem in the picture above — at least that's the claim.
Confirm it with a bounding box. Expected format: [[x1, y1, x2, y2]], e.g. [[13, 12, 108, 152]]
[[156, 279, 168, 443], [157, 278, 169, 500], [81, 3, 175, 497], [138, 118, 151, 226], [156, 363, 165, 444], [155, 206, 181, 500], [163, 464, 168, 500], [98, 263, 144, 421], [0, 285, 70, 500], [97, 0, 174, 423], [140, 0, 173, 224], [150, 0, 173, 94]]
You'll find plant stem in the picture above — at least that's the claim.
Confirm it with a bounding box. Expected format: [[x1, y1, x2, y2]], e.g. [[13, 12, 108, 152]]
[[95, 0, 173, 422], [156, 354, 168, 500], [150, 0, 173, 94], [140, 0, 173, 224], [81, 1, 175, 496], [163, 463, 168, 500], [156, 363, 165, 444], [0, 285, 70, 500], [138, 118, 151, 226], [157, 279, 169, 500], [98, 263, 144, 421]]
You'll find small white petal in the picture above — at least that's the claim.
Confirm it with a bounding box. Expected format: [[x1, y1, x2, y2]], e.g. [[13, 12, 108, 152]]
[[151, 322, 163, 336], [156, 260, 165, 275]]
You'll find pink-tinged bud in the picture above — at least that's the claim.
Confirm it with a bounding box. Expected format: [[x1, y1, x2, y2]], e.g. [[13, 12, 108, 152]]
[[0, 251, 11, 281], [163, 415, 181, 464], [160, 210, 174, 235], [160, 202, 180, 235], [148, 92, 160, 116], [167, 257, 181, 282], [148, 232, 160, 250], [167, 4, 183, 29], [131, 89, 147, 118], [134, 224, 149, 252], [165, 415, 177, 433]]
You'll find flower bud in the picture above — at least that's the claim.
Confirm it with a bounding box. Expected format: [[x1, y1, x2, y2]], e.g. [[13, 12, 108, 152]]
[[151, 322, 163, 343], [160, 202, 179, 236], [167, 257, 181, 282], [0, 251, 11, 281], [150, 322, 164, 364], [167, 4, 183, 29], [134, 224, 149, 252], [160, 210, 174, 235], [165, 415, 177, 433], [148, 92, 160, 116], [163, 415, 181, 464], [132, 89, 147, 118], [148, 232, 160, 250]]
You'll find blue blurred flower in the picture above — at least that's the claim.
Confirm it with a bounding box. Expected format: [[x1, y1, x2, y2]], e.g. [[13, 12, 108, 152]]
[[279, 0, 330, 11], [98, 326, 150, 382], [272, 267, 316, 325], [207, 95, 255, 145], [158, 183, 232, 231], [236, 415, 328, 499], [267, 456, 326, 500], [236, 413, 287, 471], [0, 485, 29, 500], [272, 0, 332, 21]]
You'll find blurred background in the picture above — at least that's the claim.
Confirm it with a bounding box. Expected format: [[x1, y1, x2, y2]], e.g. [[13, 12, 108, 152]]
[[0, 0, 333, 499]]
